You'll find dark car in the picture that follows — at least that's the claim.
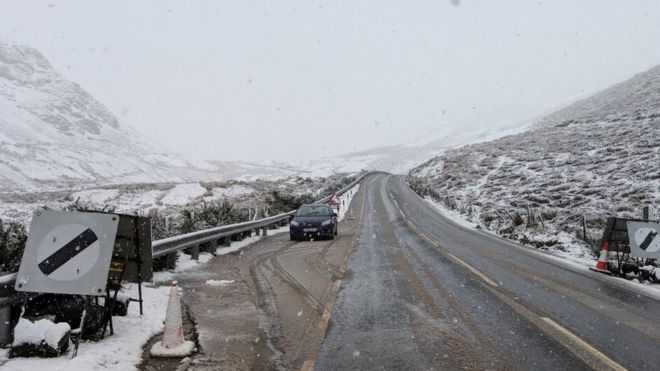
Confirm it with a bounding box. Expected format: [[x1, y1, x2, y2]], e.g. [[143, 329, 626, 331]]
[[290, 204, 338, 241]]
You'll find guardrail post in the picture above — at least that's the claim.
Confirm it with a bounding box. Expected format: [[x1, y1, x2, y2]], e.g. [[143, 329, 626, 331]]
[[262, 226, 268, 236], [166, 253, 178, 270], [222, 236, 231, 247], [191, 245, 200, 260], [208, 239, 217, 253], [255, 228, 261, 236], [0, 305, 11, 345]]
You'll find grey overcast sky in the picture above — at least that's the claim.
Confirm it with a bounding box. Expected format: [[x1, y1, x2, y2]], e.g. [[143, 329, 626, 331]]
[[1, 0, 659, 161]]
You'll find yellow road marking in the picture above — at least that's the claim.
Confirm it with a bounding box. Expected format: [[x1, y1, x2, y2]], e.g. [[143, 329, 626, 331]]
[[387, 185, 498, 288], [542, 317, 627, 371], [300, 359, 316, 371], [446, 252, 499, 287]]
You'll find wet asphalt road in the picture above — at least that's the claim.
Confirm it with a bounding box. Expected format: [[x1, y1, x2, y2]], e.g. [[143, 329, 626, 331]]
[[315, 174, 660, 370]]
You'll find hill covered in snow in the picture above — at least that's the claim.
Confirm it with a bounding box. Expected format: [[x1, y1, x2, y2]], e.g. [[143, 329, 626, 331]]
[[0, 40, 297, 191], [409, 64, 660, 259], [284, 121, 533, 177]]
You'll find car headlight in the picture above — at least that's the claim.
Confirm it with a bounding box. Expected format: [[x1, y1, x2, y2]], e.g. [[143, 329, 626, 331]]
[[290, 220, 299, 227], [321, 220, 332, 226]]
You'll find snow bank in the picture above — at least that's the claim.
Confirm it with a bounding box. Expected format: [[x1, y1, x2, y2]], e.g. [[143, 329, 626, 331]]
[[12, 318, 70, 349], [1, 284, 170, 371], [204, 185, 254, 201], [160, 184, 207, 206], [113, 190, 163, 213], [70, 189, 119, 204], [204, 279, 235, 287]]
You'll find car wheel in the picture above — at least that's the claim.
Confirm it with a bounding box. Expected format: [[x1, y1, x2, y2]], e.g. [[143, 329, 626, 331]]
[[290, 233, 297, 241]]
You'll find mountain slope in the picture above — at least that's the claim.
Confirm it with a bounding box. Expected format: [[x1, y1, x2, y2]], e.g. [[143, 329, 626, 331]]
[[0, 40, 296, 191], [409, 65, 660, 259], [285, 121, 533, 177]]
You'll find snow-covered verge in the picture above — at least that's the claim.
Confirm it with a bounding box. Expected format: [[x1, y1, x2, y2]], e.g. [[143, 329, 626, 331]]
[[423, 197, 597, 268], [422, 197, 660, 296], [0, 284, 170, 371], [409, 64, 660, 278], [0, 223, 291, 370]]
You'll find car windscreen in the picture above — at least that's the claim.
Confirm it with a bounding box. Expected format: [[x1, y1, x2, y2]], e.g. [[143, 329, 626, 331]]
[[297, 206, 330, 216]]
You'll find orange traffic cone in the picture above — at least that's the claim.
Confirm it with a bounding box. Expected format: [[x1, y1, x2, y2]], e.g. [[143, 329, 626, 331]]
[[150, 281, 195, 357], [589, 241, 612, 274]]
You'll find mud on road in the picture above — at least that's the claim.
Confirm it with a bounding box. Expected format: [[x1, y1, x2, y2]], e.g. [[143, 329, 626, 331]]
[[139, 189, 364, 371]]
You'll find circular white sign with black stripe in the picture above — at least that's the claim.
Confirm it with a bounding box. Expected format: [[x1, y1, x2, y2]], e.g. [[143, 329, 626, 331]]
[[634, 227, 660, 253], [15, 210, 119, 296], [36, 224, 101, 281]]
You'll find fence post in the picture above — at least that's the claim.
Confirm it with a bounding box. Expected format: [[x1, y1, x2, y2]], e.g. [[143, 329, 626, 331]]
[[643, 206, 654, 220], [537, 212, 545, 230], [582, 214, 588, 242]]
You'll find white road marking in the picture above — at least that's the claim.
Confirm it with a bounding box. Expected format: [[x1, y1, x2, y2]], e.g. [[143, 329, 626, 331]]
[[542, 317, 627, 371]]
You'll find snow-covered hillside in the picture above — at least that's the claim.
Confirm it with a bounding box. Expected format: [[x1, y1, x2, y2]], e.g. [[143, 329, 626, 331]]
[[409, 65, 660, 259], [0, 40, 297, 191], [285, 121, 534, 177]]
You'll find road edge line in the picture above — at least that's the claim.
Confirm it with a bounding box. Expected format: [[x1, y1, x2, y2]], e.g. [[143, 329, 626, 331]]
[[541, 317, 627, 371], [386, 181, 499, 288]]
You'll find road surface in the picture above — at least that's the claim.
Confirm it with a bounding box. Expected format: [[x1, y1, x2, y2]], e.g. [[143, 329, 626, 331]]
[[315, 174, 660, 370], [143, 173, 660, 370]]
